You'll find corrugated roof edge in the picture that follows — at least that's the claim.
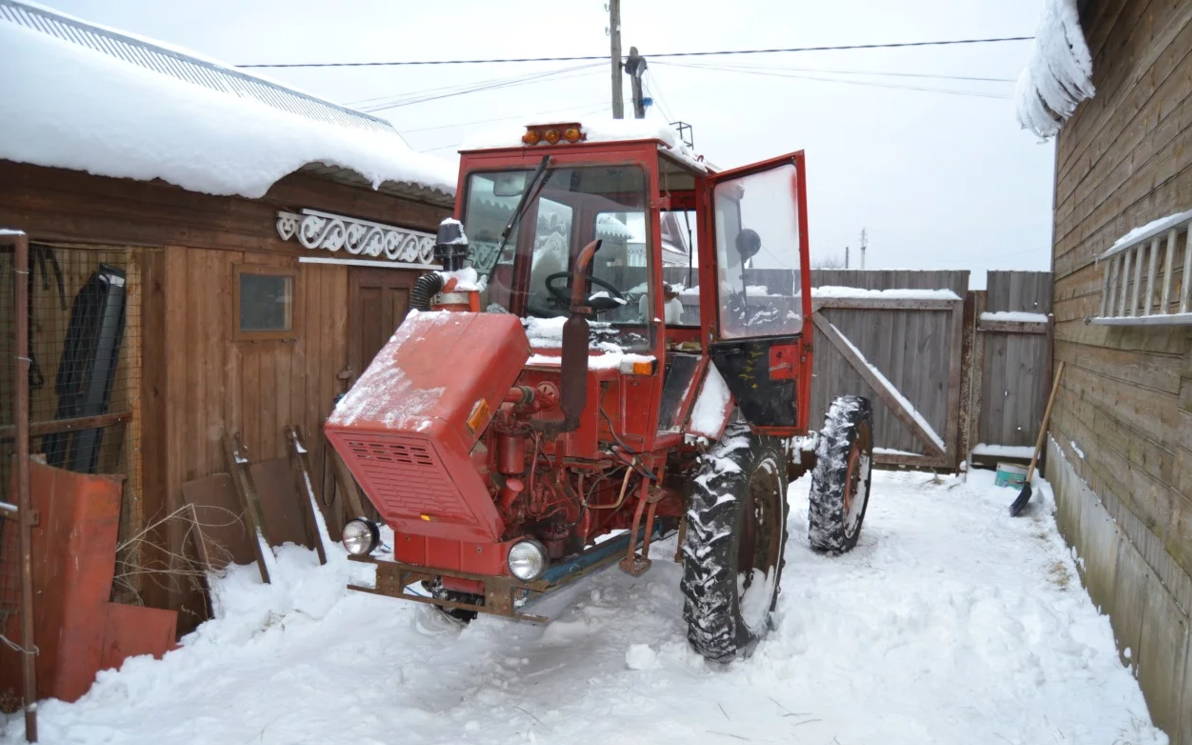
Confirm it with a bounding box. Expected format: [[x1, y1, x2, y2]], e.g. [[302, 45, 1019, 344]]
[[0, 0, 395, 135]]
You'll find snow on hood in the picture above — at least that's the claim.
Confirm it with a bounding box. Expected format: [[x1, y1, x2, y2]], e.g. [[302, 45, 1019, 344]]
[[463, 118, 709, 172], [0, 4, 457, 200], [1015, 0, 1095, 139]]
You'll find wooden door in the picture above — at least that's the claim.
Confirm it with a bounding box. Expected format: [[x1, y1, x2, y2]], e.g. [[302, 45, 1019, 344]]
[[347, 268, 418, 384]]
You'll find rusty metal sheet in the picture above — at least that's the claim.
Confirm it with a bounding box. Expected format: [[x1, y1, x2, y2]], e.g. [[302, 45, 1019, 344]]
[[180, 473, 253, 570], [0, 459, 123, 704], [250, 457, 311, 550], [100, 603, 177, 672]]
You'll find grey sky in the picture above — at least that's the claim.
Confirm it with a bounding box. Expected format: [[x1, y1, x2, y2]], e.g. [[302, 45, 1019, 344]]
[[47, 0, 1055, 286]]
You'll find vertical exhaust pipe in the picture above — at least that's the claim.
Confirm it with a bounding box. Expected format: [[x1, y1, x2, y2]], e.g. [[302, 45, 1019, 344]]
[[559, 240, 602, 432]]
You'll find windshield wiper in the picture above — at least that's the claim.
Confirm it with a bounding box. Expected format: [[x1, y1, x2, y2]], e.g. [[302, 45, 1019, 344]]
[[494, 154, 551, 261]]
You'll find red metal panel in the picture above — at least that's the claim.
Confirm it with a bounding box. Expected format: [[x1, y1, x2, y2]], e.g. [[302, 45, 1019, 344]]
[[325, 311, 531, 542], [769, 343, 799, 380], [100, 604, 178, 673], [0, 461, 122, 703], [394, 533, 512, 575]]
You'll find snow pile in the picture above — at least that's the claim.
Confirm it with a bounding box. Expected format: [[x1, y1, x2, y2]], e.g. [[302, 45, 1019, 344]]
[[813, 286, 961, 300], [438, 266, 482, 292], [1103, 208, 1192, 258], [464, 118, 708, 172], [688, 365, 731, 438], [2, 469, 1165, 745], [972, 443, 1037, 459], [0, 12, 456, 199], [525, 351, 656, 372], [1015, 0, 1096, 139], [980, 311, 1050, 323]]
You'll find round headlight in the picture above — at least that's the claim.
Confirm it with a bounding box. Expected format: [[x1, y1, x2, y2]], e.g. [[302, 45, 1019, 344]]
[[342, 518, 380, 556], [507, 539, 547, 581]]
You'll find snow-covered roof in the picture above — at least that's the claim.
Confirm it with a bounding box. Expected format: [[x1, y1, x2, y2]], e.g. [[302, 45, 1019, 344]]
[[1015, 0, 1096, 139], [0, 0, 457, 203], [463, 118, 710, 173]]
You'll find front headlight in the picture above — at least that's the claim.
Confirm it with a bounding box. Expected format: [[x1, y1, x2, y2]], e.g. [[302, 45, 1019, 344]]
[[507, 539, 548, 581], [342, 518, 380, 556]]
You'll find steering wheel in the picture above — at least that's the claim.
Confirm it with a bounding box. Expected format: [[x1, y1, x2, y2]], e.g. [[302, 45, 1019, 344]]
[[544, 271, 627, 312]]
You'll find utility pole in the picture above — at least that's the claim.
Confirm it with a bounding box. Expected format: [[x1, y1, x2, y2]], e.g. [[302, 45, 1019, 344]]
[[845, 245, 850, 269], [860, 228, 868, 270], [609, 0, 624, 119], [626, 46, 647, 119]]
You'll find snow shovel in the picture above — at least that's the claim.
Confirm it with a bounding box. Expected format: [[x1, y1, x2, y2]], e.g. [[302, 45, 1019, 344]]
[[1010, 361, 1065, 517]]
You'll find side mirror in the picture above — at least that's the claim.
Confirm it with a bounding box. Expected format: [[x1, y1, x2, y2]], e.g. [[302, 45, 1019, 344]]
[[735, 228, 762, 263]]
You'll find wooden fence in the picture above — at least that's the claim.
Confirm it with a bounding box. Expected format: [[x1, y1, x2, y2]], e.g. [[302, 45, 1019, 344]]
[[807, 270, 969, 469], [658, 266, 1052, 470], [969, 271, 1053, 454]]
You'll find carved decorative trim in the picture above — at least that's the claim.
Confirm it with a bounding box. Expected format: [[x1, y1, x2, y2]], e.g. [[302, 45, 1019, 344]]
[[276, 209, 436, 265]]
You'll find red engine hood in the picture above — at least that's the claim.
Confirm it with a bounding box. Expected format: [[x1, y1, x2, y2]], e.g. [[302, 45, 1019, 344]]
[[325, 311, 531, 543]]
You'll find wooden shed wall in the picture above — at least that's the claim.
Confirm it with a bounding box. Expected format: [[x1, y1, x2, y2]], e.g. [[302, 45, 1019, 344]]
[[1047, 0, 1192, 740], [0, 159, 450, 625]]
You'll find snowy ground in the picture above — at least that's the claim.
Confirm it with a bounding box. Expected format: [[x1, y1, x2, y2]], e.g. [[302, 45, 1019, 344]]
[[2, 470, 1166, 745]]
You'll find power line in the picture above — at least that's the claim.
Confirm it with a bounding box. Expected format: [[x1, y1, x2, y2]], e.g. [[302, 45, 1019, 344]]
[[236, 36, 1033, 69], [399, 101, 607, 134], [418, 104, 612, 152], [345, 64, 600, 109], [656, 59, 1014, 84], [654, 61, 1011, 100], [358, 65, 603, 112]]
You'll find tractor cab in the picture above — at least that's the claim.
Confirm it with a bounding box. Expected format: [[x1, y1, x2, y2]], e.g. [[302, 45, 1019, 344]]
[[325, 120, 873, 663], [454, 122, 814, 443]]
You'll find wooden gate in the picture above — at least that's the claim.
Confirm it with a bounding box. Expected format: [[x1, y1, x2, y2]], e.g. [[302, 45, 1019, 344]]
[[967, 271, 1053, 458], [808, 270, 968, 469]]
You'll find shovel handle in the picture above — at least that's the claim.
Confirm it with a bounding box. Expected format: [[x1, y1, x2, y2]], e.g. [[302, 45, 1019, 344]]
[[1026, 361, 1065, 482]]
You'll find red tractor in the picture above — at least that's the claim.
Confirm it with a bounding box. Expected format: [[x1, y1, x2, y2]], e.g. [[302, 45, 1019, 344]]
[[325, 122, 874, 661]]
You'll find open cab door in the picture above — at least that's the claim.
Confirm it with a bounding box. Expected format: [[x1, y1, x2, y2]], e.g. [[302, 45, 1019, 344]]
[[700, 151, 813, 434]]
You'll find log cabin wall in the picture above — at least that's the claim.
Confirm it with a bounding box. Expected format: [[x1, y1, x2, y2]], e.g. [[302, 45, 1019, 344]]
[[0, 159, 450, 629], [1046, 1, 1192, 740]]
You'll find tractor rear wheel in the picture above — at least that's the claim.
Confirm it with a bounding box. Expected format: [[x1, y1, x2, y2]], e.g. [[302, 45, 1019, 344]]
[[808, 395, 874, 555], [681, 422, 788, 663]]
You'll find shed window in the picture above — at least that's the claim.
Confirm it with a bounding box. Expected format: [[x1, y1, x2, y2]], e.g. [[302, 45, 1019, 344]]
[[235, 265, 297, 340]]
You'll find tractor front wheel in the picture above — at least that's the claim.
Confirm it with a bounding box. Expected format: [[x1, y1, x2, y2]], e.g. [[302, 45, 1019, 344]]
[[681, 422, 788, 663], [808, 395, 874, 555]]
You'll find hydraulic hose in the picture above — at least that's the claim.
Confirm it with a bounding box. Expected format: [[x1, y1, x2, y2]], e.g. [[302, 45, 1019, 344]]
[[410, 272, 444, 312]]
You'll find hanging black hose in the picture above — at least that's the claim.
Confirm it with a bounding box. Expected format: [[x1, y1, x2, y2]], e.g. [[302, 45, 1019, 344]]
[[410, 272, 444, 312]]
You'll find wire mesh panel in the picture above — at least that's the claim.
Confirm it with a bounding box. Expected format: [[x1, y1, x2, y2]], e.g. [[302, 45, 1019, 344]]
[[0, 243, 144, 621]]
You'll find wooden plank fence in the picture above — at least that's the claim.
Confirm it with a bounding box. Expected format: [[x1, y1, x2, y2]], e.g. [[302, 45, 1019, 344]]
[[807, 271, 969, 469], [660, 266, 1053, 471], [970, 271, 1053, 453]]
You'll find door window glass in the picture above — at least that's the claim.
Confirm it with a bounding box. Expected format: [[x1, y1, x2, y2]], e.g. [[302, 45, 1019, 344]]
[[713, 163, 803, 338], [661, 210, 699, 326]]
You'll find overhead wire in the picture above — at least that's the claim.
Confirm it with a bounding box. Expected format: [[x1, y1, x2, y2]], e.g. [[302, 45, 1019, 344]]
[[398, 101, 608, 134], [345, 63, 600, 109], [653, 59, 1015, 84], [652, 60, 1011, 100], [416, 104, 612, 152], [236, 36, 1033, 68], [357, 64, 604, 112]]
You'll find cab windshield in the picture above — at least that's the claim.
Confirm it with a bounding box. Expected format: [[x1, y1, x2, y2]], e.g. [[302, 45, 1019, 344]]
[[461, 164, 651, 350]]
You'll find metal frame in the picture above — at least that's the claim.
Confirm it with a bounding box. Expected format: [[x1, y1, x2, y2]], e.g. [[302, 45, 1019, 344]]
[[2, 229, 38, 742], [347, 526, 660, 622]]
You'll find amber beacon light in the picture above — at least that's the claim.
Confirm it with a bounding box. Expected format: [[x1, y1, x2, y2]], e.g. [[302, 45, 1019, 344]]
[[522, 123, 586, 146]]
